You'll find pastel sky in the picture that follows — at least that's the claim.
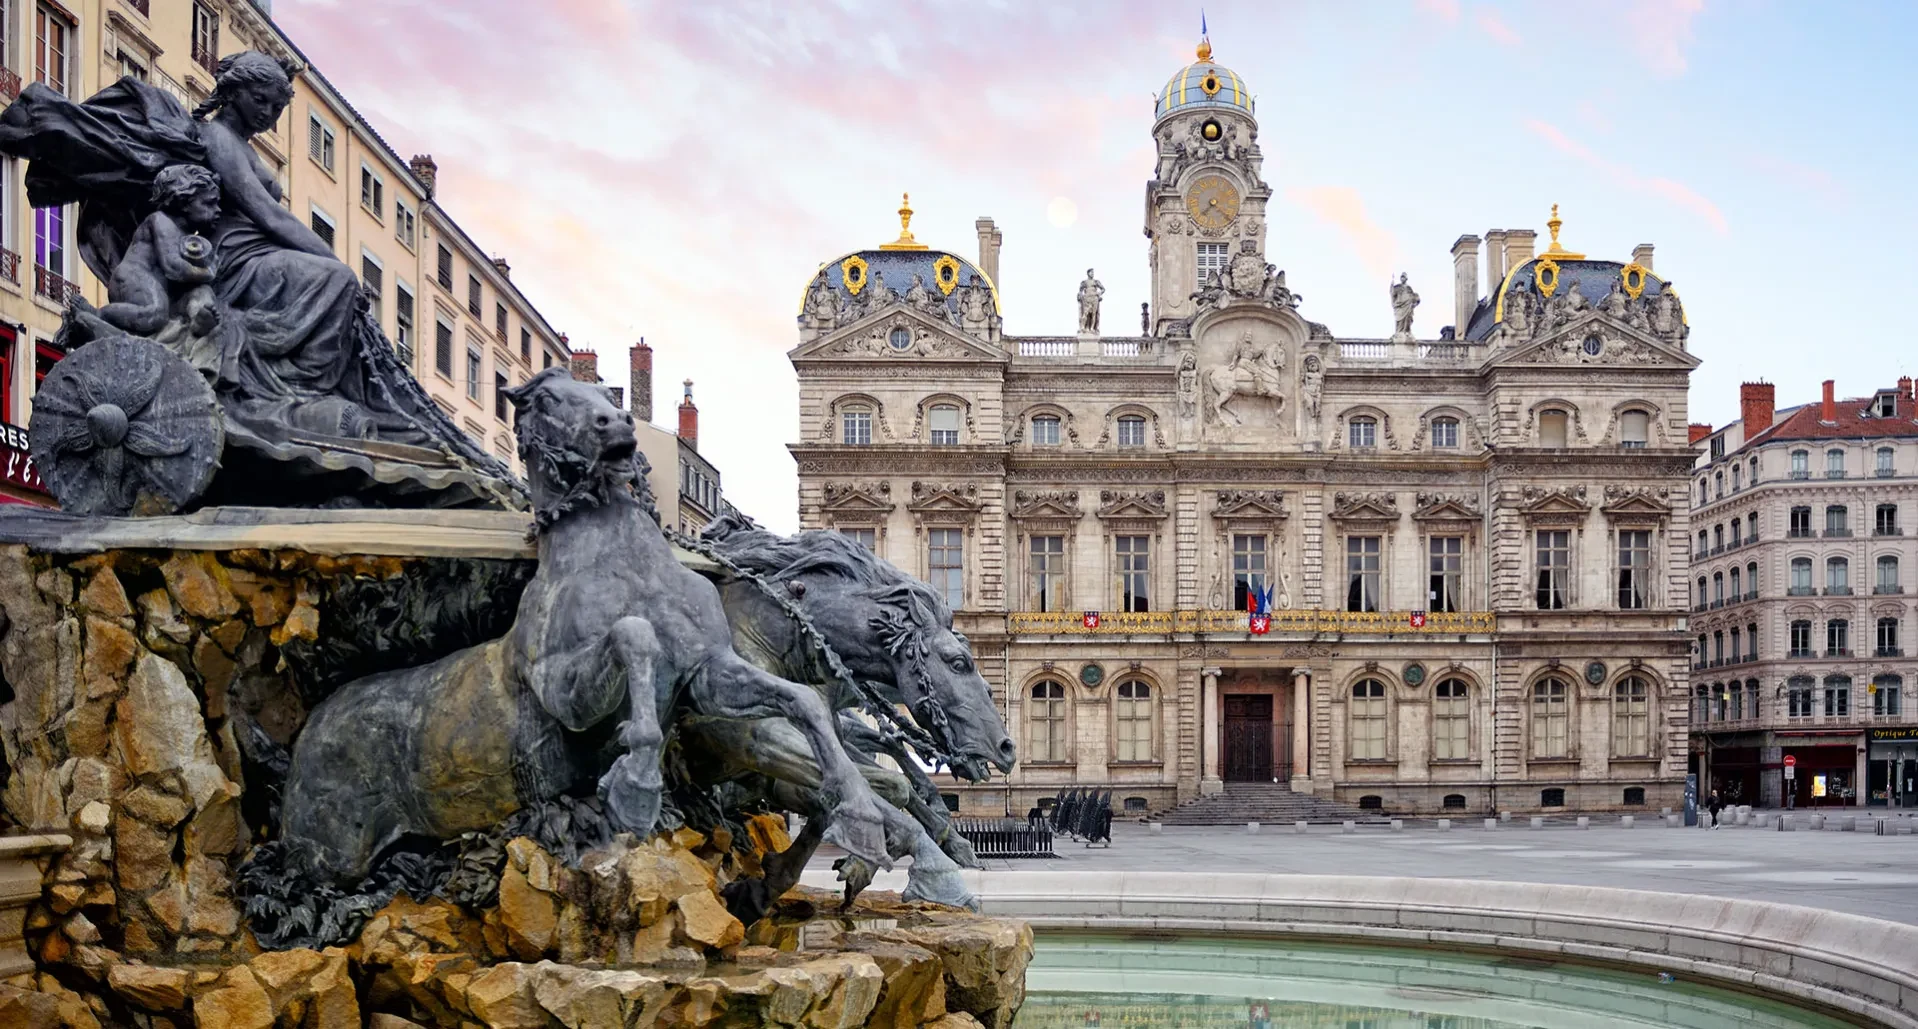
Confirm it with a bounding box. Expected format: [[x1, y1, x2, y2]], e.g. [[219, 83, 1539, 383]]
[[275, 0, 1918, 532]]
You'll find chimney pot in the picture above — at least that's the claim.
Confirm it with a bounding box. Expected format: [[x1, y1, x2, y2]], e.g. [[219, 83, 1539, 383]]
[[1688, 423, 1714, 445], [491, 257, 510, 279], [1739, 381, 1776, 438], [1900, 376, 1913, 405], [678, 379, 698, 451], [629, 339, 653, 423], [1822, 380, 1836, 423], [409, 154, 438, 199], [568, 348, 599, 384]]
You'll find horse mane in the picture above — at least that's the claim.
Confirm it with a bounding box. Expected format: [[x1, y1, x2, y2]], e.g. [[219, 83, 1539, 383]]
[[507, 368, 658, 536], [702, 512, 953, 630]]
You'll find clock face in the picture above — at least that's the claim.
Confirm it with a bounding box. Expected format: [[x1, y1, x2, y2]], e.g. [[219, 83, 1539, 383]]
[[1185, 175, 1241, 230]]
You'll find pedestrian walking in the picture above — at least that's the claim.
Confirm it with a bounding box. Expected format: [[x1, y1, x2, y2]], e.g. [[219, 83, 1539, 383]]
[[1707, 790, 1724, 830]]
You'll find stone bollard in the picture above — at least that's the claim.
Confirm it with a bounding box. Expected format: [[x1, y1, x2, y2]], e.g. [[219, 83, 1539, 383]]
[[1576, 816, 1590, 829], [1294, 820, 1308, 834], [1149, 822, 1163, 835], [1899, 825, 1913, 836], [1841, 816, 1856, 832], [1500, 811, 1512, 823], [1780, 816, 1795, 832], [1621, 815, 1635, 828], [1247, 822, 1261, 834], [1662, 806, 1673, 817], [1484, 818, 1498, 830], [1809, 814, 1825, 830], [1530, 816, 1544, 829], [1342, 820, 1356, 834], [1390, 819, 1404, 832], [1753, 813, 1768, 828], [1438, 819, 1452, 831]]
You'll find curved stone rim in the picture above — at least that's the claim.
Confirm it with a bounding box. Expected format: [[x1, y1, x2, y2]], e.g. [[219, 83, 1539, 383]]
[[816, 870, 1918, 1027]]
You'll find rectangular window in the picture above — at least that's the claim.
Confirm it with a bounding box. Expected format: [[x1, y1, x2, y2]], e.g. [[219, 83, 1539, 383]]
[[493, 372, 509, 422], [394, 199, 416, 249], [1431, 418, 1458, 449], [34, 6, 69, 94], [190, 2, 220, 75], [1029, 535, 1064, 612], [436, 244, 453, 289], [1879, 618, 1900, 656], [309, 208, 335, 251], [1345, 535, 1381, 613], [117, 50, 148, 83], [1616, 530, 1651, 610], [1878, 504, 1899, 536], [467, 274, 482, 317], [1613, 681, 1650, 756], [1348, 417, 1376, 449], [520, 327, 532, 365], [928, 528, 964, 611], [1826, 680, 1850, 718], [1789, 506, 1811, 537], [1876, 680, 1902, 717], [1030, 416, 1060, 446], [1828, 619, 1850, 656], [1115, 682, 1153, 762], [33, 204, 64, 276], [1350, 681, 1386, 761], [434, 318, 454, 377], [840, 408, 871, 446], [0, 331, 13, 424], [1539, 410, 1568, 448], [1532, 681, 1569, 759], [1789, 620, 1812, 657], [1827, 449, 1846, 478], [929, 405, 960, 446], [1117, 535, 1150, 613], [307, 113, 335, 173], [360, 254, 382, 324], [1433, 681, 1470, 760], [394, 282, 415, 357], [839, 527, 876, 551], [359, 166, 383, 220], [1196, 242, 1229, 287], [1788, 684, 1813, 718], [494, 302, 508, 342], [1232, 534, 1267, 611], [1028, 683, 1066, 763], [1535, 530, 1570, 610], [465, 345, 482, 400], [1619, 409, 1649, 447], [1116, 416, 1146, 447], [1428, 536, 1462, 613]]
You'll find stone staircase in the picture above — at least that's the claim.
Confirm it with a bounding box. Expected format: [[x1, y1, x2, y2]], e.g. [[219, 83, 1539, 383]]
[[1155, 781, 1389, 826]]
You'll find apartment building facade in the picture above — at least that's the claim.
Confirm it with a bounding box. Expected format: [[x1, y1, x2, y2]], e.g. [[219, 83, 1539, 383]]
[[0, 0, 566, 490], [1691, 379, 1918, 809]]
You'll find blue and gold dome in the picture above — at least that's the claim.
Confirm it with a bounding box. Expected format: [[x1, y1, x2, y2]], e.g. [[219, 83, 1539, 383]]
[[797, 194, 1000, 318], [1155, 38, 1253, 122], [1460, 206, 1682, 341]]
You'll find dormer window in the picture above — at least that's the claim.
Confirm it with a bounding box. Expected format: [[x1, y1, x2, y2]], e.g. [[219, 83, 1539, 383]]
[[1875, 392, 1898, 417], [929, 404, 960, 446], [1031, 415, 1061, 446]]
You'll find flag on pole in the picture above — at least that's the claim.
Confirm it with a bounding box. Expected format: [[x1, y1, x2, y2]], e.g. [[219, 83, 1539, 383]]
[[1249, 584, 1273, 634]]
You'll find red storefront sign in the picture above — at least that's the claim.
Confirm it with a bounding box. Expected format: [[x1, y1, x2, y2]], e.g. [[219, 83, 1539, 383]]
[[1, 420, 47, 497]]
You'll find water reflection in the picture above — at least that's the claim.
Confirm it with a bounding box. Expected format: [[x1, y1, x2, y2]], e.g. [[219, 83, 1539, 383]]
[[1013, 934, 1853, 1029]]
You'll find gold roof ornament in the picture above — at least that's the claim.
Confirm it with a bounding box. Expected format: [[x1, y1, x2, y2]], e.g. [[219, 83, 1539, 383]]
[[1196, 37, 1213, 62], [1540, 203, 1586, 260], [879, 192, 929, 251]]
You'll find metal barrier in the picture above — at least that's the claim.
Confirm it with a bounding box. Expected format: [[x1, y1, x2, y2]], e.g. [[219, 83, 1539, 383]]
[[953, 818, 1056, 859]]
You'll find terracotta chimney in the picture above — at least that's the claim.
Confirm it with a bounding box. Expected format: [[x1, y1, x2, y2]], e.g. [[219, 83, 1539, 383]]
[[1740, 381, 1776, 437], [1821, 380, 1836, 423], [491, 257, 510, 279], [568, 348, 598, 384], [630, 339, 653, 422], [606, 386, 624, 409], [1900, 376, 1913, 405], [1688, 423, 1714, 445], [678, 379, 698, 451], [409, 154, 438, 199]]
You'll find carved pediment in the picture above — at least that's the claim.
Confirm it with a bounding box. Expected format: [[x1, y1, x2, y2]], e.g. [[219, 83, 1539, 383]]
[[1497, 313, 1698, 370], [1517, 484, 1590, 524], [1009, 489, 1083, 521], [1412, 492, 1483, 524], [792, 305, 1004, 363], [1329, 491, 1401, 524], [1601, 484, 1673, 520], [820, 480, 894, 519], [907, 481, 982, 516], [1211, 489, 1288, 522], [1096, 489, 1168, 521]]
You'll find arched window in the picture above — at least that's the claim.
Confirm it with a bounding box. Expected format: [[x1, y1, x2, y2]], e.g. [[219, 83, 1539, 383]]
[[1748, 512, 1759, 540], [1746, 561, 1758, 597], [1729, 567, 1741, 597], [1713, 525, 1724, 549], [1619, 409, 1649, 447], [1827, 504, 1850, 535], [928, 404, 961, 446], [1348, 415, 1378, 449], [1694, 576, 1706, 608], [1788, 506, 1811, 537], [1749, 456, 1759, 485], [840, 403, 872, 445], [1442, 794, 1467, 809], [1538, 409, 1568, 448], [1116, 414, 1147, 448], [1531, 678, 1570, 758], [1349, 679, 1387, 760], [1731, 465, 1742, 491], [1877, 555, 1900, 593], [1827, 556, 1850, 593], [1611, 675, 1650, 757], [1877, 447, 1895, 477], [1431, 416, 1459, 448], [1433, 678, 1470, 760], [1730, 520, 1742, 546], [1827, 448, 1846, 478], [1790, 449, 1809, 478], [1746, 622, 1758, 661], [1827, 618, 1850, 657], [1027, 681, 1067, 762], [1030, 414, 1061, 446], [1115, 680, 1154, 762], [1714, 472, 1724, 498], [1789, 558, 1812, 594], [1712, 572, 1723, 603], [1696, 529, 1708, 555]]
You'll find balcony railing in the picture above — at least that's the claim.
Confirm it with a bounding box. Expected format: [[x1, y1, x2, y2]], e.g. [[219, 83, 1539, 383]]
[[192, 40, 219, 77], [34, 265, 79, 305], [1006, 608, 1496, 636], [0, 248, 18, 284], [1018, 339, 1073, 357], [1788, 528, 1814, 538], [1826, 586, 1853, 596], [1710, 544, 1725, 556], [1878, 647, 1904, 658], [1787, 586, 1817, 596], [1878, 526, 1905, 536], [1339, 341, 1390, 360], [1827, 648, 1852, 658], [1878, 468, 1897, 478], [1788, 649, 1815, 659], [1827, 470, 1848, 480], [124, 0, 150, 15], [1874, 584, 1905, 595], [1790, 470, 1810, 480], [1709, 599, 1725, 610], [1826, 528, 1853, 537], [1694, 550, 1710, 561]]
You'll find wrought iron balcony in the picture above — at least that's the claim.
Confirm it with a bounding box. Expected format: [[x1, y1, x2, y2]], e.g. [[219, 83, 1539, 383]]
[[123, 0, 150, 14], [1827, 648, 1852, 658], [192, 40, 219, 77], [0, 248, 18, 284], [1006, 608, 1496, 636], [1879, 647, 1904, 658], [1788, 528, 1815, 539], [34, 265, 79, 305], [1875, 585, 1905, 595], [1788, 586, 1817, 596], [1825, 527, 1854, 538]]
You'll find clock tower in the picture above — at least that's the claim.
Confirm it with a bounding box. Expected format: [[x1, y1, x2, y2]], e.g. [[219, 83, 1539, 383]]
[[1144, 36, 1269, 334]]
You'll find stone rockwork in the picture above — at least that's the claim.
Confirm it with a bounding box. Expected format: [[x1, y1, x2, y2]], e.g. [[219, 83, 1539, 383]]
[[0, 538, 1030, 1028]]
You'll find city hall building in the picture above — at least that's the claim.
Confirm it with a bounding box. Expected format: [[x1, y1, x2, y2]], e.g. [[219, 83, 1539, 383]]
[[786, 38, 1700, 816]]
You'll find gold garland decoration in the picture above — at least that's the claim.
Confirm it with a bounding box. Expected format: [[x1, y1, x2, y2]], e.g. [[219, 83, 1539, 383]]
[[841, 254, 870, 296], [932, 255, 961, 296], [1535, 257, 1561, 298]]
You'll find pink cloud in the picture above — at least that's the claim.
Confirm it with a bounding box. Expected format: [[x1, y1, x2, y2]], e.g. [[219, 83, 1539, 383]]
[[1524, 119, 1728, 234], [1416, 0, 1462, 22], [1286, 186, 1402, 282], [1623, 0, 1705, 76], [1474, 7, 1522, 46]]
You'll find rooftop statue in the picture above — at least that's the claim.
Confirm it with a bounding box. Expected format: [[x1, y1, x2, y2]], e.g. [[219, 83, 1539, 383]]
[[0, 51, 523, 513]]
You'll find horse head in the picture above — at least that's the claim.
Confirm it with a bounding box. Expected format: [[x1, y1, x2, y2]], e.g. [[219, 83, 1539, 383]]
[[504, 367, 654, 530], [703, 517, 1016, 781]]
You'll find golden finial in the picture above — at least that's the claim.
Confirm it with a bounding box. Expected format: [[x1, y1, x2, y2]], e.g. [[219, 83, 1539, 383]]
[[1196, 37, 1212, 62], [880, 191, 929, 250], [1540, 202, 1585, 260]]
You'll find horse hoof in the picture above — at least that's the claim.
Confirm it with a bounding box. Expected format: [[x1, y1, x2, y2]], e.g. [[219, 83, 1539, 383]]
[[598, 754, 663, 837]]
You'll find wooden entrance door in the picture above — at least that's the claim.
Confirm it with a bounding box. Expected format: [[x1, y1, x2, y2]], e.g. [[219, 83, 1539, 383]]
[[1223, 694, 1274, 781]]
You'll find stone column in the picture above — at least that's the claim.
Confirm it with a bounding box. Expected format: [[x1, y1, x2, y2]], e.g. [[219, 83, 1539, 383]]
[[1201, 667, 1223, 795], [1291, 669, 1311, 791]]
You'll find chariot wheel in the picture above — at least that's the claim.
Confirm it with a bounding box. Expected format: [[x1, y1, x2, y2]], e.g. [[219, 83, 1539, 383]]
[[30, 336, 222, 516]]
